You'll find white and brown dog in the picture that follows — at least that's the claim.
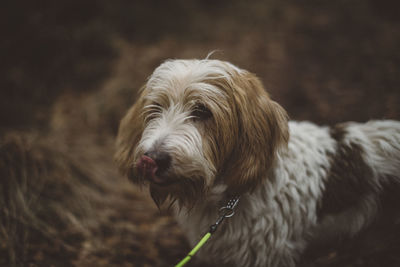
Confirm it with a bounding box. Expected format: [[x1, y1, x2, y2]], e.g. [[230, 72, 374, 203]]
[[115, 59, 400, 267]]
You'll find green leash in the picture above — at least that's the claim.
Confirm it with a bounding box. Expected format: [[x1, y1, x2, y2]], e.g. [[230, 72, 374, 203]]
[[174, 196, 240, 267], [174, 233, 211, 267]]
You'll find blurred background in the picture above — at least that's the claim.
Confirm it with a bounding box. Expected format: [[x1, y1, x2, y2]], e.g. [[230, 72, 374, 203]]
[[1, 0, 400, 266]]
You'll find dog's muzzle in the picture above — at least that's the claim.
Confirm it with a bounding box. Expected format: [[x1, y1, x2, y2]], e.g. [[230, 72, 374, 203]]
[[136, 151, 172, 185]]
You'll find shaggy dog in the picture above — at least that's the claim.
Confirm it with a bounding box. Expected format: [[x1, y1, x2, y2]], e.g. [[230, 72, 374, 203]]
[[115, 59, 400, 267]]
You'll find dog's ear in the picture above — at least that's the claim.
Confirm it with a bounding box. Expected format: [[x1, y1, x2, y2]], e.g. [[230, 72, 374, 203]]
[[224, 72, 289, 194], [115, 89, 146, 181]]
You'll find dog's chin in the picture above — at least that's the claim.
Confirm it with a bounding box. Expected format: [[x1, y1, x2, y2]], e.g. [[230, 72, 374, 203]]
[[148, 176, 207, 209]]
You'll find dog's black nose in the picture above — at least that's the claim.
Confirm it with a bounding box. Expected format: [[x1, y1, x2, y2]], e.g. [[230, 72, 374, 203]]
[[143, 150, 171, 176]]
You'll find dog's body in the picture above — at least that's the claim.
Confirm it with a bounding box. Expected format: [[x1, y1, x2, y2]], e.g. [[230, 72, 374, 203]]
[[115, 59, 400, 266], [175, 120, 400, 266]]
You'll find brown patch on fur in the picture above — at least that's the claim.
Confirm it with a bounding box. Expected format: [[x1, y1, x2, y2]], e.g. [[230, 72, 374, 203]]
[[317, 125, 378, 218], [114, 88, 146, 183], [210, 70, 289, 194], [329, 122, 349, 141]]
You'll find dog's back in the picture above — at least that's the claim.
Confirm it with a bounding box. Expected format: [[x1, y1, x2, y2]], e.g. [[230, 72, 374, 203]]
[[302, 120, 400, 266], [313, 120, 400, 243], [352, 120, 400, 180]]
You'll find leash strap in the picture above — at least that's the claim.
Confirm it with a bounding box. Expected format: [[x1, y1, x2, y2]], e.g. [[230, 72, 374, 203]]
[[175, 233, 211, 267], [174, 196, 240, 267]]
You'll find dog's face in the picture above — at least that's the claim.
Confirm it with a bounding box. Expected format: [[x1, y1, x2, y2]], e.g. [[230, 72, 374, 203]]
[[115, 59, 288, 207]]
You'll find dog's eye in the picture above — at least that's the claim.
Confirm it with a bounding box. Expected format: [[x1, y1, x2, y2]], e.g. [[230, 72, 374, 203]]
[[151, 102, 163, 112], [192, 104, 212, 121], [145, 102, 163, 122]]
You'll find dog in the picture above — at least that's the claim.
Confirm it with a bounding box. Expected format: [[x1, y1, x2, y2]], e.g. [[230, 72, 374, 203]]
[[115, 58, 400, 266]]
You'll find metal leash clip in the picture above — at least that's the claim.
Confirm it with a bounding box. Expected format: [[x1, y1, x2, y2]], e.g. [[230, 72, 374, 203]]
[[210, 196, 240, 233], [218, 196, 240, 218]]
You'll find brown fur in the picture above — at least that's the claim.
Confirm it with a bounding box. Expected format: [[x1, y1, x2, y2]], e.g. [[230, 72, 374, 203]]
[[115, 89, 146, 183], [211, 71, 289, 194]]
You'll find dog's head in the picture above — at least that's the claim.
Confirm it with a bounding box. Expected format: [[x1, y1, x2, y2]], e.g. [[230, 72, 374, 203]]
[[115, 59, 288, 207]]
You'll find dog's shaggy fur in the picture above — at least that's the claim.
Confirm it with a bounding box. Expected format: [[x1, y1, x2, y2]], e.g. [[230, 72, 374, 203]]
[[115, 59, 400, 267]]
